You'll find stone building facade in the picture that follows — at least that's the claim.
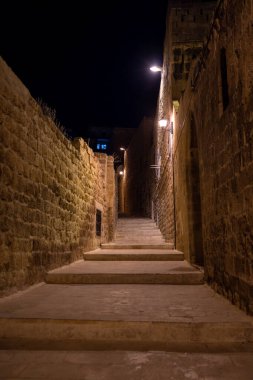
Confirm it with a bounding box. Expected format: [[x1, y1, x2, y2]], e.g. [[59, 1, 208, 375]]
[[157, 0, 253, 312], [124, 0, 253, 313], [0, 58, 115, 294]]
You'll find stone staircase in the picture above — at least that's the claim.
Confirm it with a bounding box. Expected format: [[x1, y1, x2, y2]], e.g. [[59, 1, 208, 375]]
[[0, 217, 253, 362], [101, 217, 173, 249]]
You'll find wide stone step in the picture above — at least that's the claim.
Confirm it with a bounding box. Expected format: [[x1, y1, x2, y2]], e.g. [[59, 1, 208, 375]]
[[117, 219, 155, 223], [1, 351, 253, 379], [116, 232, 163, 241], [116, 226, 158, 230], [45, 260, 203, 285], [1, 318, 253, 351], [115, 232, 163, 241], [83, 249, 184, 261], [0, 283, 252, 351], [101, 243, 173, 249], [114, 240, 166, 244], [116, 231, 162, 236]]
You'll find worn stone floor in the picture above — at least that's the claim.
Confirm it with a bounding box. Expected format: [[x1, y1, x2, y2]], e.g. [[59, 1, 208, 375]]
[[0, 239, 253, 378], [0, 282, 251, 323], [0, 350, 253, 380]]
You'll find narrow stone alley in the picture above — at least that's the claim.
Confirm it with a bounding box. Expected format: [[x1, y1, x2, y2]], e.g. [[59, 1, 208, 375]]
[[0, 218, 253, 379], [1, 0, 253, 378]]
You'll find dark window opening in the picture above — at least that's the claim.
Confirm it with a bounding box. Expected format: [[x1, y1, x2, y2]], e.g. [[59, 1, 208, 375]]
[[96, 209, 102, 236], [220, 48, 229, 110]]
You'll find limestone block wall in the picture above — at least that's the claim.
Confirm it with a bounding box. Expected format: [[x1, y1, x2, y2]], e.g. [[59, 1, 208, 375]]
[[0, 58, 115, 294], [151, 10, 175, 244], [95, 153, 115, 241], [173, 0, 253, 312], [124, 118, 154, 217], [153, 126, 175, 243]]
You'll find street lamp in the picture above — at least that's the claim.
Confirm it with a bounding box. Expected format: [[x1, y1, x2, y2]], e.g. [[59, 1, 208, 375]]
[[159, 119, 168, 127], [159, 119, 173, 134], [150, 66, 162, 72]]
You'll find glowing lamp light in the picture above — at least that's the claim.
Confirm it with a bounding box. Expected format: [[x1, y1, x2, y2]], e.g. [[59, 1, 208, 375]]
[[150, 66, 162, 72], [159, 119, 168, 128], [119, 171, 124, 175], [120, 147, 125, 151]]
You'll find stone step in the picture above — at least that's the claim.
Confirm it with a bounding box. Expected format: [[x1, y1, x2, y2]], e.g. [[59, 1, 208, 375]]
[[117, 218, 155, 223], [0, 283, 252, 351], [114, 240, 166, 244], [46, 273, 203, 285], [116, 230, 160, 235], [1, 351, 253, 379], [83, 249, 184, 261], [101, 243, 173, 249], [116, 226, 158, 230], [45, 260, 203, 285], [115, 231, 165, 239], [115, 235, 164, 238], [116, 225, 158, 230], [1, 318, 253, 351], [117, 222, 157, 227]]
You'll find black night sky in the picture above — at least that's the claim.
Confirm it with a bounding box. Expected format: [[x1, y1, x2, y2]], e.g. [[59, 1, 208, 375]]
[[1, 1, 169, 138]]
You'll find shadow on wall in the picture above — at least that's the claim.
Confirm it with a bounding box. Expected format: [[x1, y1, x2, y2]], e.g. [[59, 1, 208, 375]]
[[186, 114, 203, 266]]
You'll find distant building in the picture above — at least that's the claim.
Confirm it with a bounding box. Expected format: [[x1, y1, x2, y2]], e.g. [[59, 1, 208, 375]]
[[83, 126, 135, 167]]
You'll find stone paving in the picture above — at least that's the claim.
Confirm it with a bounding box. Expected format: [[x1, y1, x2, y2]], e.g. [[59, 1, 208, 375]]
[[0, 350, 253, 380], [0, 282, 251, 323], [0, 218, 253, 379]]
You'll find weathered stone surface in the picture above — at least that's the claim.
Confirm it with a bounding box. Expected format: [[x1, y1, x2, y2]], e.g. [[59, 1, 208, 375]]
[[156, 0, 253, 312], [0, 58, 115, 294]]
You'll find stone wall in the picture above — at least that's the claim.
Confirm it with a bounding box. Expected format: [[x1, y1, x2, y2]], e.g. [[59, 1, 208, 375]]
[[151, 6, 176, 244], [172, 0, 253, 312], [124, 118, 154, 217], [0, 58, 115, 294]]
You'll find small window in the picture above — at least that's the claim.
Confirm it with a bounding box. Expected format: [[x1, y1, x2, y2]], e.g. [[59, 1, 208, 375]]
[[96, 209, 102, 236], [96, 143, 107, 150], [96, 139, 109, 151]]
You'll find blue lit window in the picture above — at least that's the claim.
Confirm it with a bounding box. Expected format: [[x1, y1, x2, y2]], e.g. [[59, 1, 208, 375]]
[[96, 141, 108, 150]]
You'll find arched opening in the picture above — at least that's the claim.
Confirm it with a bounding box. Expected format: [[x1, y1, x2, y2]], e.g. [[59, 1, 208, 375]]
[[187, 115, 204, 266]]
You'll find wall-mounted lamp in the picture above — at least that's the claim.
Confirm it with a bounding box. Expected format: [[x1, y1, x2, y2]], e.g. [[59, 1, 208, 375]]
[[159, 119, 168, 128], [150, 66, 162, 72], [120, 147, 125, 151], [158, 119, 173, 134]]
